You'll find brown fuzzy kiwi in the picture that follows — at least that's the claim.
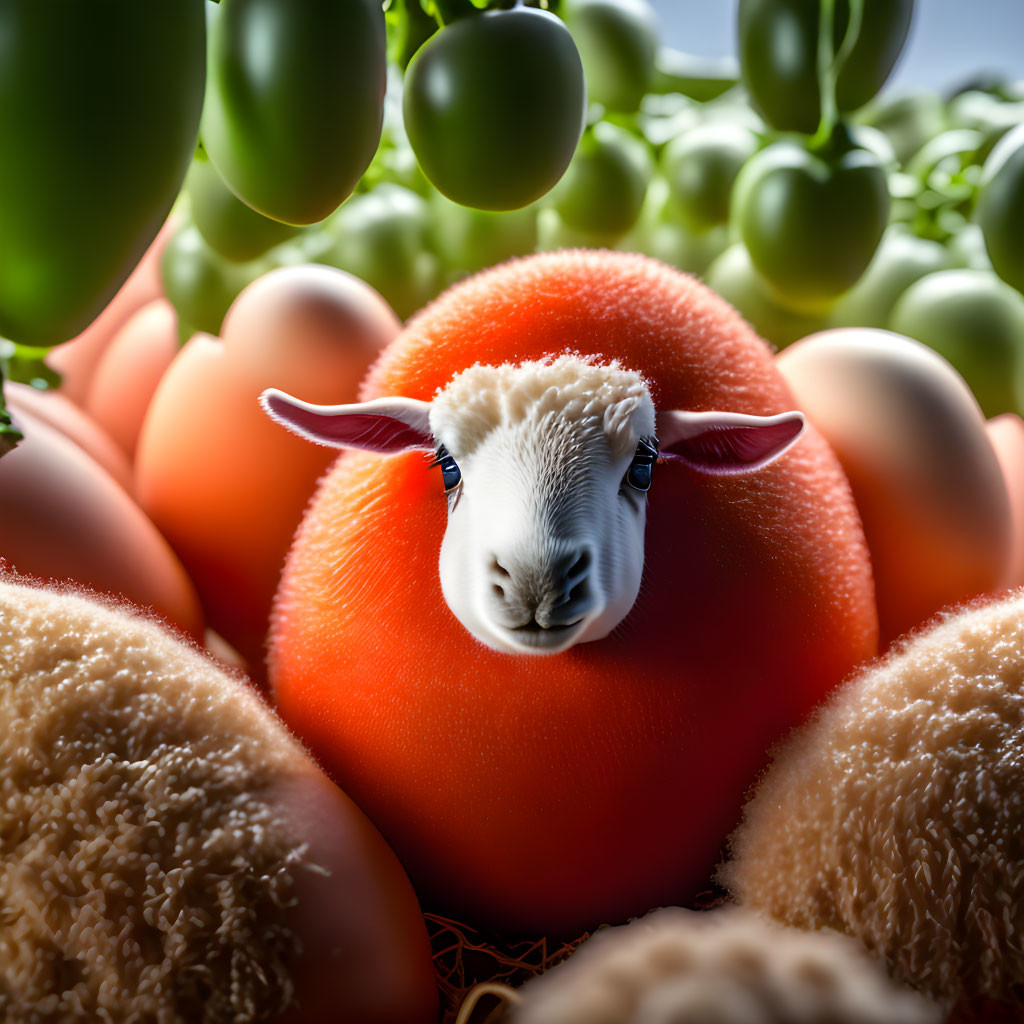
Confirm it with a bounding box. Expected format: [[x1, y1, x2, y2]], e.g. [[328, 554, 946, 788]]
[[0, 575, 324, 1021], [722, 590, 1024, 1014], [505, 906, 941, 1024]]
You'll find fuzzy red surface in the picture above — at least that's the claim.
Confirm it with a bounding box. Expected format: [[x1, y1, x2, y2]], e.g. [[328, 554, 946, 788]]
[[270, 251, 878, 936]]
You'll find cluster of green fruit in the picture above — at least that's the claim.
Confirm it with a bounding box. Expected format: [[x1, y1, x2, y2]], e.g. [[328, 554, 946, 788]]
[[162, 0, 1024, 422], [4, 0, 1024, 449]]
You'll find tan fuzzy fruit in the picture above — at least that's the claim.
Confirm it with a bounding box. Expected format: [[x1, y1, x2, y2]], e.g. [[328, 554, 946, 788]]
[[509, 906, 940, 1024], [0, 576, 438, 1024], [722, 589, 1024, 1015]]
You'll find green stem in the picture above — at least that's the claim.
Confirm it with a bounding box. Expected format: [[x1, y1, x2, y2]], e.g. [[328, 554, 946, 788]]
[[427, 0, 479, 28], [809, 0, 864, 152], [0, 376, 22, 457]]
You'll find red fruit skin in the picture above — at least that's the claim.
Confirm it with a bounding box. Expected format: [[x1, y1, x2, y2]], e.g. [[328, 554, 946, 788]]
[[270, 251, 878, 936], [272, 767, 440, 1024]]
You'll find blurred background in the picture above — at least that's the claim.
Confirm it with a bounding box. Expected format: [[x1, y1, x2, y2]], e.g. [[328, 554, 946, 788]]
[[650, 0, 1024, 91]]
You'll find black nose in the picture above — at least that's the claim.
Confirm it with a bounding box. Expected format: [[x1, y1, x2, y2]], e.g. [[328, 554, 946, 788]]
[[488, 545, 597, 631]]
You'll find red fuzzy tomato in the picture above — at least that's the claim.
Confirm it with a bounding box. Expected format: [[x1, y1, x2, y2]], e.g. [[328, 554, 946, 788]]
[[269, 252, 877, 936]]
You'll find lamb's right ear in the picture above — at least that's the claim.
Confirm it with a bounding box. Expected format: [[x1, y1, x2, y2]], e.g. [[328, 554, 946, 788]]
[[259, 389, 434, 453]]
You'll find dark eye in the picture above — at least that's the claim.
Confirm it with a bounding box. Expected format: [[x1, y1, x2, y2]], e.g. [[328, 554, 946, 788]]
[[626, 460, 653, 491], [431, 444, 462, 493], [625, 437, 658, 493]]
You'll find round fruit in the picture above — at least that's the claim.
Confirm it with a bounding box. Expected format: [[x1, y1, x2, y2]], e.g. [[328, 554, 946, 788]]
[[186, 157, 300, 262], [976, 123, 1024, 295], [269, 251, 877, 936], [562, 0, 660, 113], [202, 0, 386, 224], [553, 121, 651, 238], [890, 269, 1024, 419], [734, 136, 890, 310], [402, 6, 586, 210]]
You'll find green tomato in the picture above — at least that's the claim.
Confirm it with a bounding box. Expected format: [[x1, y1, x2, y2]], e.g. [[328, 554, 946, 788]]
[[627, 221, 729, 277], [161, 225, 265, 337], [733, 135, 890, 311], [828, 228, 951, 328], [738, 0, 915, 134], [617, 176, 728, 276], [403, 7, 586, 211], [325, 185, 440, 320], [889, 268, 1024, 417], [976, 124, 1024, 295], [661, 123, 758, 234], [431, 194, 538, 280], [650, 49, 740, 104], [203, 0, 386, 225], [0, 1, 205, 346], [186, 158, 300, 262], [857, 90, 949, 165], [553, 122, 652, 239], [704, 244, 827, 349], [946, 224, 993, 272], [561, 0, 659, 113], [949, 91, 1024, 154]]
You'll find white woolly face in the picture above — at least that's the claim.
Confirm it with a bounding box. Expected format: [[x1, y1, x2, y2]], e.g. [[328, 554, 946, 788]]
[[428, 357, 657, 656], [262, 354, 805, 658]]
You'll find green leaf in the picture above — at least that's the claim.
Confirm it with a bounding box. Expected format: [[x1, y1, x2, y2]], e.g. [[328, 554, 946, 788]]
[[0, 337, 60, 390]]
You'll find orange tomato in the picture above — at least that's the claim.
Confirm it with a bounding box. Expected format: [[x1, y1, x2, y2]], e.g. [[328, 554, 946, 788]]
[[85, 299, 179, 462], [5, 382, 133, 492], [778, 328, 1013, 646], [987, 413, 1024, 589], [270, 250, 878, 936], [272, 765, 440, 1024], [0, 410, 202, 638], [136, 266, 400, 678]]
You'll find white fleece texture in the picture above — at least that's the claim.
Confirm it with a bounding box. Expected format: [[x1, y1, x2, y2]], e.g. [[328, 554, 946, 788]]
[[428, 354, 655, 461]]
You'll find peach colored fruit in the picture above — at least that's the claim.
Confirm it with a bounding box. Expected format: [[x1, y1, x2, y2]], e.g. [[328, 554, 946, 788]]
[[0, 410, 202, 638], [136, 265, 401, 677], [86, 299, 179, 462]]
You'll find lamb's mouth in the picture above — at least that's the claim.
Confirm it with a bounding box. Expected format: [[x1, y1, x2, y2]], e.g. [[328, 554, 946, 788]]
[[501, 617, 587, 652], [514, 618, 582, 634]]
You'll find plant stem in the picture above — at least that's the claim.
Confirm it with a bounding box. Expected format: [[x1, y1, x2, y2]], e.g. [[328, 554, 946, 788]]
[[809, 0, 864, 152], [0, 376, 22, 457], [428, 0, 479, 28]]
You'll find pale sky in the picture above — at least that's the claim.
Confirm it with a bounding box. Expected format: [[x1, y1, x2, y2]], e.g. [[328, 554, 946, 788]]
[[649, 1, 1024, 94]]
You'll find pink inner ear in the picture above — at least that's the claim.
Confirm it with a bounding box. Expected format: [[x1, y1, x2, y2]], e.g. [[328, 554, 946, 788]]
[[308, 412, 433, 453], [662, 418, 803, 475], [262, 392, 433, 453]]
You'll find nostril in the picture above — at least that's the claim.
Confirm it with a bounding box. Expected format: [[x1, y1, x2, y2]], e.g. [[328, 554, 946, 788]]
[[568, 550, 591, 578], [553, 577, 589, 609], [491, 556, 511, 579], [492, 583, 505, 600]]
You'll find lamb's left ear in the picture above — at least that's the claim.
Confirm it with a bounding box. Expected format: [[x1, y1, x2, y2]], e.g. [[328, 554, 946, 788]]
[[655, 409, 805, 476], [260, 389, 435, 453]]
